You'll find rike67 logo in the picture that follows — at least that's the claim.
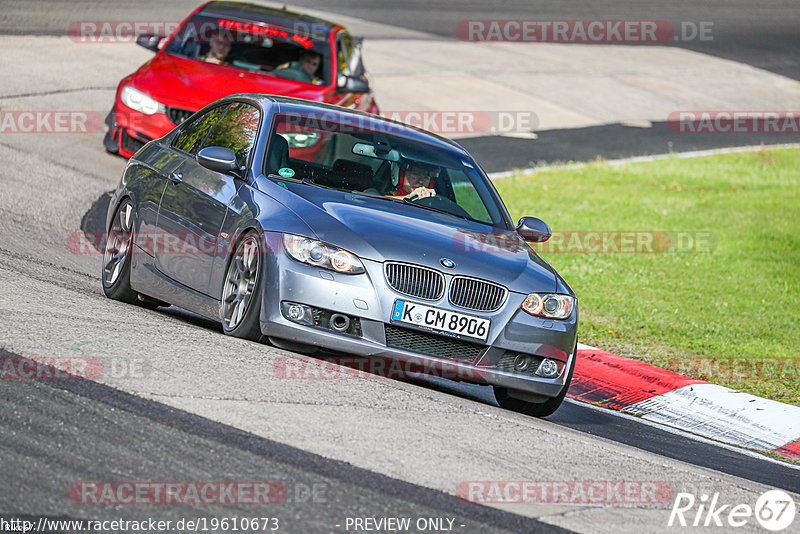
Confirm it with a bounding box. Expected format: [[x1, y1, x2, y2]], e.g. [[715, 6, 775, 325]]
[[668, 490, 796, 531]]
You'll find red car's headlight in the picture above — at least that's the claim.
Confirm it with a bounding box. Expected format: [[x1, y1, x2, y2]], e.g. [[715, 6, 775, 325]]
[[120, 86, 165, 115]]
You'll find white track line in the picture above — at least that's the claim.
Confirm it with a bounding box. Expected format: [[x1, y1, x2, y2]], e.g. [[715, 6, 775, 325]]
[[574, 344, 800, 454], [564, 398, 800, 471], [487, 142, 800, 179], [624, 384, 800, 451]]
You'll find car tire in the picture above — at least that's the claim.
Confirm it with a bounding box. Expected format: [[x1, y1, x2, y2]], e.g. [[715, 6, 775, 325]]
[[493, 344, 577, 418], [102, 199, 139, 304], [102, 199, 166, 310], [221, 231, 264, 341]]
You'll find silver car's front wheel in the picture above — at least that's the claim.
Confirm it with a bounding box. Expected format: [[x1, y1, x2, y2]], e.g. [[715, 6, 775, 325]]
[[494, 342, 577, 418], [221, 232, 264, 340]]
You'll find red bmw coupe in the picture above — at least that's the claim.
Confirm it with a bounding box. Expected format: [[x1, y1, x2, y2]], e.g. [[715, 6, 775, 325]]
[[104, 1, 380, 157]]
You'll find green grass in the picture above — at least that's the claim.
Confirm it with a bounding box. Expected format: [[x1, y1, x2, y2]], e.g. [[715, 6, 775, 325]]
[[494, 148, 800, 405]]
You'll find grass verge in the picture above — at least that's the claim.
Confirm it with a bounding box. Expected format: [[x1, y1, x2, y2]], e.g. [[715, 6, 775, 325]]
[[494, 148, 800, 405]]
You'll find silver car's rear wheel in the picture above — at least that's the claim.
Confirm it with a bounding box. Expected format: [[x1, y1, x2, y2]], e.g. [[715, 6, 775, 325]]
[[103, 201, 132, 288], [102, 199, 138, 303], [221, 232, 264, 340]]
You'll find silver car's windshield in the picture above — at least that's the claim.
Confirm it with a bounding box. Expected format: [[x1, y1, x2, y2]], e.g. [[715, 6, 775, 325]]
[[264, 112, 508, 228]]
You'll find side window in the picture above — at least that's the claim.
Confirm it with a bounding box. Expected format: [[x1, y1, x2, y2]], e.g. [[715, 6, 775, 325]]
[[172, 105, 228, 155], [449, 169, 492, 224], [200, 102, 261, 167], [336, 33, 354, 80]]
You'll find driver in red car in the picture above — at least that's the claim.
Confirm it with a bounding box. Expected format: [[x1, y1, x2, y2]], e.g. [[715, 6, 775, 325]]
[[392, 162, 438, 199], [273, 50, 322, 84], [202, 36, 232, 65]]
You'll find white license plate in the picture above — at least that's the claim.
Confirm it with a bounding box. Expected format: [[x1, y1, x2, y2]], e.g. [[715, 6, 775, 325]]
[[391, 299, 490, 342]]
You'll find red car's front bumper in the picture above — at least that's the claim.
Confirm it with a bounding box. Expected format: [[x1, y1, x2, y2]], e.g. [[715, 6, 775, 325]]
[[104, 103, 192, 158]]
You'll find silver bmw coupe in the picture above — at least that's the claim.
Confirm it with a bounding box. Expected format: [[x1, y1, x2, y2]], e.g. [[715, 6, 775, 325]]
[[102, 94, 578, 416]]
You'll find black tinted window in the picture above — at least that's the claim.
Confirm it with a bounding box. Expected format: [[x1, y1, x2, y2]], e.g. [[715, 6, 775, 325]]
[[173, 105, 228, 154], [201, 103, 261, 167], [162, 14, 331, 84], [268, 112, 508, 228]]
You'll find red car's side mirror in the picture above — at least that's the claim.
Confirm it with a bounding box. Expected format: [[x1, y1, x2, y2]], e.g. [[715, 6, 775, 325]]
[[136, 34, 161, 52]]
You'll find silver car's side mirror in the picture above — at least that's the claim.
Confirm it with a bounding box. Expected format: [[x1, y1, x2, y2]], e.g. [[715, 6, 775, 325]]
[[517, 216, 551, 242], [197, 146, 238, 174]]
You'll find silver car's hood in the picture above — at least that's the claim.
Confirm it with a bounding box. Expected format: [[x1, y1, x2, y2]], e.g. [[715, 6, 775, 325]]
[[273, 183, 557, 293]]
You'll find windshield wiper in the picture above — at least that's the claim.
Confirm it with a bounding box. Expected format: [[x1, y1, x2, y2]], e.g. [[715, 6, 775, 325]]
[[355, 191, 480, 223], [270, 182, 485, 224], [268, 174, 330, 189], [399, 197, 479, 223], [352, 190, 402, 202]]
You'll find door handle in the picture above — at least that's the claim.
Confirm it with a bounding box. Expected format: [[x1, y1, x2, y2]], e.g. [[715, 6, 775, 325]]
[[169, 171, 183, 184]]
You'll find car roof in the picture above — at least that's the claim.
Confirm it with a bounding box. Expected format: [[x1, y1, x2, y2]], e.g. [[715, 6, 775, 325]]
[[199, 1, 340, 36], [238, 94, 470, 155]]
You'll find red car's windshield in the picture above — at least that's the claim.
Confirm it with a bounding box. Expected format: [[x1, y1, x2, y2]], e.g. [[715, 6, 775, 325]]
[[163, 14, 331, 85]]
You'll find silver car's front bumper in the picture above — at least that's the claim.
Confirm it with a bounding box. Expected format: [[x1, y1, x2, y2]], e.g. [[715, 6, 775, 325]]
[[259, 239, 578, 399]]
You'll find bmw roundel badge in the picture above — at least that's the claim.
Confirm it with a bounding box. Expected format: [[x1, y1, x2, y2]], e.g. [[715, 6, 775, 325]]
[[440, 258, 455, 269]]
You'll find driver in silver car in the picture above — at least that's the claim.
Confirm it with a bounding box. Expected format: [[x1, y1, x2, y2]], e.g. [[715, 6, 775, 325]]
[[392, 162, 438, 199]]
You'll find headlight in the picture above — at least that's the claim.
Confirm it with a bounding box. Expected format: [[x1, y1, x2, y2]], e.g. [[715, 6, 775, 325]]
[[521, 293, 574, 319], [283, 234, 365, 274], [120, 86, 165, 115]]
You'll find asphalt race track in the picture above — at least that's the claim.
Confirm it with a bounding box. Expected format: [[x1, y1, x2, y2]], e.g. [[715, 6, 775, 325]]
[[9, 0, 799, 79], [1, 2, 799, 533], [287, 0, 800, 81], [290, 0, 800, 171], [1, 347, 558, 534], [4, 1, 800, 169]]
